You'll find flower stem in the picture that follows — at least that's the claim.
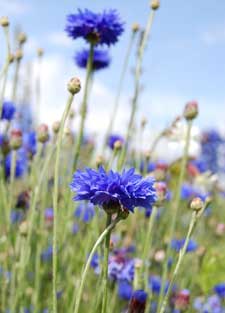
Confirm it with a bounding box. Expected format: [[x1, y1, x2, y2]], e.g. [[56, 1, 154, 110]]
[[157, 121, 193, 312], [101, 214, 112, 313], [73, 43, 94, 171], [53, 92, 75, 313], [103, 31, 136, 150], [142, 206, 157, 290], [158, 210, 200, 313], [0, 26, 11, 117], [12, 56, 21, 103], [73, 216, 121, 313], [118, 10, 156, 170]]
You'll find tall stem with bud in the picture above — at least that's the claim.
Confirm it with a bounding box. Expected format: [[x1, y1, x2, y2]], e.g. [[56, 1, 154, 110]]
[[53, 78, 81, 313]]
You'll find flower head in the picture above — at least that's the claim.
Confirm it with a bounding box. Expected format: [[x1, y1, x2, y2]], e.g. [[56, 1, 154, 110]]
[[171, 238, 198, 253], [128, 290, 147, 313], [214, 283, 225, 299], [75, 48, 110, 70], [4, 149, 27, 179], [65, 9, 124, 46], [1, 101, 16, 121], [70, 167, 156, 214], [108, 134, 124, 150]]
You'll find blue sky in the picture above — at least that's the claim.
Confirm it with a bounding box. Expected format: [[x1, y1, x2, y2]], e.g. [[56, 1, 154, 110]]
[[1, 0, 225, 132]]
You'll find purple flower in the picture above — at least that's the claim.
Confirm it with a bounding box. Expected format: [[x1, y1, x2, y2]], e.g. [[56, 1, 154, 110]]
[[108, 134, 124, 150], [10, 210, 24, 224], [128, 290, 147, 313], [65, 9, 124, 46], [4, 149, 27, 179], [214, 283, 225, 299], [23, 131, 37, 156], [1, 101, 16, 121], [118, 280, 133, 301], [171, 238, 198, 253], [74, 203, 95, 223], [70, 167, 156, 213], [41, 245, 53, 262], [75, 48, 110, 70]]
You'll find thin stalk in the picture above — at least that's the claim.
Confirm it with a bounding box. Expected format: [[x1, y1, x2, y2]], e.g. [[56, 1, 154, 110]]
[[12, 57, 21, 102], [9, 150, 17, 214], [52, 92, 75, 313], [118, 10, 156, 170], [157, 121, 193, 312], [158, 211, 200, 313], [73, 216, 121, 313], [73, 44, 94, 170], [101, 214, 112, 313], [0, 26, 11, 116], [103, 31, 136, 149]]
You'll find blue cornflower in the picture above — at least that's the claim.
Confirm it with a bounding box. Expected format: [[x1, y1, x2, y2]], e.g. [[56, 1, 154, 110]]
[[23, 131, 37, 156], [171, 238, 198, 253], [128, 290, 147, 312], [214, 283, 225, 299], [0, 133, 3, 146], [74, 203, 95, 223], [10, 210, 24, 224], [70, 167, 156, 213], [118, 280, 133, 301], [65, 9, 124, 46], [41, 245, 53, 262], [45, 208, 54, 222], [1, 101, 16, 121], [75, 48, 110, 70], [4, 149, 27, 179], [107, 134, 124, 150], [148, 275, 171, 295]]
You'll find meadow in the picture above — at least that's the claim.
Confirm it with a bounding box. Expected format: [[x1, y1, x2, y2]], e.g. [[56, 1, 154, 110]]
[[0, 1, 225, 313]]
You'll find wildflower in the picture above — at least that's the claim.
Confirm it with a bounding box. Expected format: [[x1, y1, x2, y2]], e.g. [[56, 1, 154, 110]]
[[10, 210, 24, 224], [108, 134, 124, 150], [1, 101, 16, 121], [16, 190, 30, 209], [41, 245, 53, 262], [67, 77, 81, 95], [37, 124, 49, 143], [10, 129, 23, 150], [183, 100, 198, 120], [171, 238, 198, 253], [128, 290, 147, 313], [4, 149, 27, 179], [70, 167, 156, 214], [118, 280, 133, 300], [74, 203, 95, 223], [214, 283, 225, 299], [45, 208, 54, 223], [174, 289, 190, 310], [65, 9, 124, 46], [75, 48, 110, 70], [23, 131, 37, 156]]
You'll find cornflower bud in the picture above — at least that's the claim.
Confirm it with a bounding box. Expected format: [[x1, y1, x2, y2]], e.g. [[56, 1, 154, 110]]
[[0, 16, 9, 27], [183, 100, 198, 120], [67, 77, 81, 95], [190, 197, 204, 212], [151, 0, 160, 10], [10, 129, 22, 150], [37, 124, 49, 143]]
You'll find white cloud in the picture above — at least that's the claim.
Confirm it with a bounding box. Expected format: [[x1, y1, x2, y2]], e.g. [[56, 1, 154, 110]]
[[47, 31, 72, 48], [0, 0, 30, 16], [201, 25, 225, 45]]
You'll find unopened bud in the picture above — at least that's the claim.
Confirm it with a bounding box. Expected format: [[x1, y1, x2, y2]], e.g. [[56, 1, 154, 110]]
[[67, 77, 81, 95], [96, 155, 104, 168], [183, 100, 198, 120], [10, 129, 22, 150], [8, 54, 14, 64], [190, 197, 204, 212], [37, 48, 44, 57], [18, 32, 27, 45], [0, 17, 9, 27], [19, 221, 29, 236], [52, 121, 60, 134], [15, 49, 23, 61], [151, 0, 160, 10], [37, 124, 49, 143], [113, 139, 123, 150], [154, 249, 165, 262], [132, 23, 140, 33]]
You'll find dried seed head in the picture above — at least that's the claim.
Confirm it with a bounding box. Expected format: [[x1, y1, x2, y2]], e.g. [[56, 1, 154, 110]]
[[151, 0, 160, 10], [0, 16, 9, 27]]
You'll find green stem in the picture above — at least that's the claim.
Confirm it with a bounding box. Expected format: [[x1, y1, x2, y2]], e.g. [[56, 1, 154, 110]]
[[103, 31, 136, 150], [158, 211, 199, 313], [9, 150, 17, 214], [142, 206, 157, 290], [0, 26, 11, 115], [73, 216, 121, 313], [53, 92, 75, 313], [12, 58, 21, 102], [157, 121, 193, 312], [118, 11, 156, 170], [101, 214, 112, 313], [73, 43, 94, 171]]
